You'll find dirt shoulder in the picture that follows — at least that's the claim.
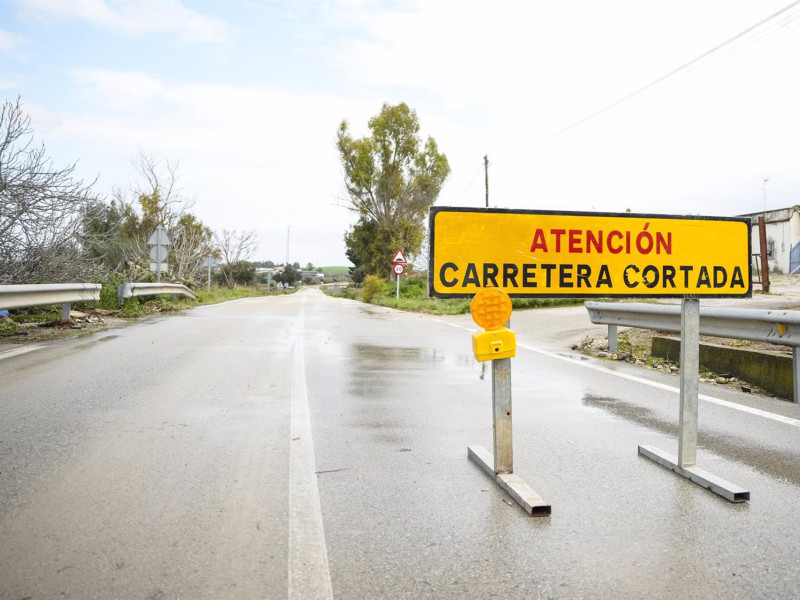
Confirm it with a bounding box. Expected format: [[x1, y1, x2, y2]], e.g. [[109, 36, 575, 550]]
[[0, 310, 127, 344]]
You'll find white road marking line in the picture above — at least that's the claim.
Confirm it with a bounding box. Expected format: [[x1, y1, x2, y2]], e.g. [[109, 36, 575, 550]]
[[288, 303, 334, 600], [0, 345, 43, 361], [431, 319, 466, 329], [434, 319, 800, 428], [518, 343, 800, 428]]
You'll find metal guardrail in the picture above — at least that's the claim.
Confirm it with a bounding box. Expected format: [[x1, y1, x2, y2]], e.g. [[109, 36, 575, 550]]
[[118, 282, 197, 306], [0, 283, 101, 320], [585, 301, 800, 403], [585, 301, 800, 348]]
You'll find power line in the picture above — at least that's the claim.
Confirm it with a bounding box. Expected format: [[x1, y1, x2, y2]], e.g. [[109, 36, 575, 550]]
[[551, 0, 800, 138], [676, 10, 799, 79]]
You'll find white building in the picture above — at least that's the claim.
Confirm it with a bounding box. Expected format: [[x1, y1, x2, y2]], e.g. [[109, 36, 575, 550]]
[[738, 206, 800, 275]]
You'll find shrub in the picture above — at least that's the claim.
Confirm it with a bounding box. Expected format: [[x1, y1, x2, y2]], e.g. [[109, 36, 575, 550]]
[[399, 275, 427, 299], [98, 273, 126, 310], [362, 275, 388, 303]]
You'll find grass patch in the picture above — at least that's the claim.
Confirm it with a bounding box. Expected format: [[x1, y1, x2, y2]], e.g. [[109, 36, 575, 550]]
[[4, 306, 62, 323], [320, 266, 351, 276], [0, 319, 22, 336], [374, 296, 473, 315], [195, 286, 272, 305]]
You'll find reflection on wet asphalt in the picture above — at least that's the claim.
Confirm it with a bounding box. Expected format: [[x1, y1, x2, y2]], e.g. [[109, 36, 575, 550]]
[[583, 394, 800, 487]]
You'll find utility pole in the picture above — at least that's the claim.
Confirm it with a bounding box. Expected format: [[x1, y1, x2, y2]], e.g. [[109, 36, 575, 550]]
[[286, 226, 291, 266], [484, 155, 489, 208], [763, 177, 769, 215]]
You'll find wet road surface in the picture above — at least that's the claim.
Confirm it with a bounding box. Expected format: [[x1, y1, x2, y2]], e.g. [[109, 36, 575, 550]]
[[2, 288, 800, 599]]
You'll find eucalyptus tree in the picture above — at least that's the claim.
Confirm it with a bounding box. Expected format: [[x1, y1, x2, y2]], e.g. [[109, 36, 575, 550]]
[[337, 102, 450, 278]]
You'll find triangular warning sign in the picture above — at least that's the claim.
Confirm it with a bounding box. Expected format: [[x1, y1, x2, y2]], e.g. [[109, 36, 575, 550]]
[[391, 248, 407, 264]]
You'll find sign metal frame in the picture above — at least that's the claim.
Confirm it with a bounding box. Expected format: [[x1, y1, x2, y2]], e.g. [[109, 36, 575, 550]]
[[430, 206, 753, 507]]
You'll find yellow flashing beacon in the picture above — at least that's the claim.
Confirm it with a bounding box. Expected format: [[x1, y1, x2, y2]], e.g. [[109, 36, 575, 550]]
[[470, 287, 516, 362]]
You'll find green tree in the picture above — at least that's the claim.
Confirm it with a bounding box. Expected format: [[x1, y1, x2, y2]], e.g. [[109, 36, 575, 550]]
[[81, 152, 215, 284], [170, 212, 215, 281], [344, 215, 422, 281], [275, 264, 300, 286], [337, 102, 450, 278]]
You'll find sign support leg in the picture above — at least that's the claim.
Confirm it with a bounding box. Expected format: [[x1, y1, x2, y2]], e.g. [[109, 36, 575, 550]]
[[678, 298, 699, 467], [638, 298, 749, 502], [468, 355, 550, 516]]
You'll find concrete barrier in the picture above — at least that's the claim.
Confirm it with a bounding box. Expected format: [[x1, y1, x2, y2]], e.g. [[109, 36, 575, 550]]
[[651, 336, 793, 401]]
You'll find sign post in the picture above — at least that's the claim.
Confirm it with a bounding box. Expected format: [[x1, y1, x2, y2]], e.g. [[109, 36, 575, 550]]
[[203, 256, 216, 292], [391, 249, 407, 302], [148, 226, 171, 283], [429, 207, 752, 505]]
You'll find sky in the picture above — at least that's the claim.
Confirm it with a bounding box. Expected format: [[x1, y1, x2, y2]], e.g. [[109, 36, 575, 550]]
[[2, 0, 799, 267]]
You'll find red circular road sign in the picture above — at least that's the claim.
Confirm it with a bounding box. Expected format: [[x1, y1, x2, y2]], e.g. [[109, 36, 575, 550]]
[[393, 263, 405, 275]]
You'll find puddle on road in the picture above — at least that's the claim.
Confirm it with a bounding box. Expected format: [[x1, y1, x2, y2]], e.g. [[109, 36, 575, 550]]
[[349, 344, 475, 371], [583, 394, 800, 487]]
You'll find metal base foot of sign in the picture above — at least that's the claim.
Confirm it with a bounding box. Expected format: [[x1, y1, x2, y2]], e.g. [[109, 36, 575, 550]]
[[638, 445, 750, 503], [468, 446, 551, 516]]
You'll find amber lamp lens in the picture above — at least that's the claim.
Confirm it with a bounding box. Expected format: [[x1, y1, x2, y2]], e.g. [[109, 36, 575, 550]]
[[470, 287, 512, 330]]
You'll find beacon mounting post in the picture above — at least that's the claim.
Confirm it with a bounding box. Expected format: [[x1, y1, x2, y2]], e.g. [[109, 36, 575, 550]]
[[467, 287, 551, 516]]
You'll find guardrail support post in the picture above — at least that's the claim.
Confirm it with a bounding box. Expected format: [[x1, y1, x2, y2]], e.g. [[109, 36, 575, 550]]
[[61, 303, 70, 321], [608, 324, 618, 353], [793, 347, 800, 405]]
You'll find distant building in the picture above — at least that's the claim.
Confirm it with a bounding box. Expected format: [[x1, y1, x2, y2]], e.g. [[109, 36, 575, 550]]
[[738, 206, 800, 274], [301, 270, 324, 281]]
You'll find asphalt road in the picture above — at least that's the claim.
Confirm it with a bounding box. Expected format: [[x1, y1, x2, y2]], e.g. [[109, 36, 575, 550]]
[[2, 288, 800, 599]]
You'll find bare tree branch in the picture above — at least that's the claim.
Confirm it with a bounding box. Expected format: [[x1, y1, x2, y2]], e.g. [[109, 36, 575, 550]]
[[0, 97, 100, 283], [214, 229, 259, 288]]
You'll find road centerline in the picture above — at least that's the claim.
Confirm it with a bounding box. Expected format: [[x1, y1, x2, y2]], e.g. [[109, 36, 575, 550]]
[[288, 302, 334, 600]]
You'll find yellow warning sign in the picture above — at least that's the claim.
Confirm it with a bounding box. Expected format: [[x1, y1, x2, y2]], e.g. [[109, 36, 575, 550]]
[[428, 208, 752, 298]]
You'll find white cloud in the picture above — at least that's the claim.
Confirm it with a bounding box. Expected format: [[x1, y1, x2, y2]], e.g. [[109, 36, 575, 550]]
[[72, 68, 165, 112], [0, 78, 22, 89], [325, 0, 800, 216], [13, 0, 800, 264], [0, 28, 30, 60], [33, 70, 384, 264], [15, 0, 231, 43]]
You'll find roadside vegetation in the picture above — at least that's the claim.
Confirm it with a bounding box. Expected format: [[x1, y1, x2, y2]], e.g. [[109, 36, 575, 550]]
[[323, 274, 584, 315]]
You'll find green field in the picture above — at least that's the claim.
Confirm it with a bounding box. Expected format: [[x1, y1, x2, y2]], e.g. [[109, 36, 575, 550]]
[[319, 266, 351, 275]]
